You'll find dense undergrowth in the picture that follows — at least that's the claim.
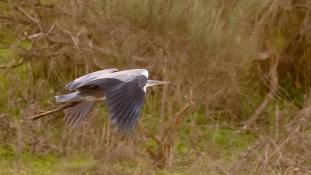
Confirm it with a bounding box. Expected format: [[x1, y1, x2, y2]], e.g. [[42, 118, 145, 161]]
[[0, 0, 310, 174]]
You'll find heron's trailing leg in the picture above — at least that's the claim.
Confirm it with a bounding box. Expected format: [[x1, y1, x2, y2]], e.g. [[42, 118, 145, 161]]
[[30, 102, 79, 121]]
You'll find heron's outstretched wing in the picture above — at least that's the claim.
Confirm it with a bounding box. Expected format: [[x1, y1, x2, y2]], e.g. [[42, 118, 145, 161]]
[[66, 68, 118, 90], [67, 72, 147, 131], [69, 69, 148, 91], [105, 76, 147, 131], [55, 92, 80, 103], [64, 101, 96, 128]]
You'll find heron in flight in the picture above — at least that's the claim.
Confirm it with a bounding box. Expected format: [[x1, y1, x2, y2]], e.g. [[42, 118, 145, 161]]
[[31, 68, 168, 131]]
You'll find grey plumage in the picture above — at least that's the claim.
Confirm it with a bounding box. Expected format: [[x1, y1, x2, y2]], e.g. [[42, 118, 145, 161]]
[[31, 68, 168, 132], [106, 76, 146, 130], [64, 101, 96, 128], [65, 68, 118, 90], [55, 92, 80, 103]]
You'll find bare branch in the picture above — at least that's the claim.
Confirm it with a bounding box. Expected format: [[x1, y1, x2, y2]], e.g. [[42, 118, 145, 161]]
[[13, 4, 43, 31], [240, 49, 279, 131], [0, 58, 24, 69]]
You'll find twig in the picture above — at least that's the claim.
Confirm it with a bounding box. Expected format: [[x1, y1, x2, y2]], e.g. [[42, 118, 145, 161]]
[[26, 23, 56, 40], [13, 5, 40, 24], [160, 102, 192, 142], [241, 93, 274, 131], [240, 48, 279, 131], [0, 15, 31, 24], [142, 102, 193, 168], [0, 58, 24, 69], [56, 24, 80, 47]]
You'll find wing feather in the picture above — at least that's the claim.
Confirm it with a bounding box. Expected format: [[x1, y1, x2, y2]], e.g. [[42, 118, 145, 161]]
[[124, 102, 142, 130], [110, 93, 132, 119], [64, 101, 96, 128], [66, 68, 118, 90], [106, 76, 147, 131], [114, 99, 135, 127], [118, 98, 140, 130]]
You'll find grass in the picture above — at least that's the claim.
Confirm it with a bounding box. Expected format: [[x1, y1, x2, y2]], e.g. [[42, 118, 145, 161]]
[[0, 145, 97, 175], [0, 127, 251, 175], [0, 0, 310, 174]]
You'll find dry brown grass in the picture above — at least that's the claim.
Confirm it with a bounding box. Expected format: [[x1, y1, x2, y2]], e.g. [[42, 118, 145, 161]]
[[0, 0, 311, 174]]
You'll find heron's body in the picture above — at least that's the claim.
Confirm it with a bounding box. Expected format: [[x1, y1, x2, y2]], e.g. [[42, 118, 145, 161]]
[[32, 68, 168, 132]]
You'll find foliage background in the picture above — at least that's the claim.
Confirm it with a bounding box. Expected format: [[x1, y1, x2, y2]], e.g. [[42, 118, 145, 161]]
[[0, 0, 310, 174]]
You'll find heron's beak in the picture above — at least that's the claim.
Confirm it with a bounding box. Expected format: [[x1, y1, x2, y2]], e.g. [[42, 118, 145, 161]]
[[146, 80, 169, 87]]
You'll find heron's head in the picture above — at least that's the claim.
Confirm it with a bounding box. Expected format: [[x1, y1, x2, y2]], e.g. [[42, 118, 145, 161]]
[[146, 80, 169, 87]]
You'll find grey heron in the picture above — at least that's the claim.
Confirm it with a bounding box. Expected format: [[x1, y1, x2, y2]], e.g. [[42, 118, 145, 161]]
[[31, 68, 168, 132]]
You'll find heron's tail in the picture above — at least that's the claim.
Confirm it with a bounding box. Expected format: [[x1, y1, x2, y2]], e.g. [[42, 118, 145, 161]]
[[55, 92, 80, 103]]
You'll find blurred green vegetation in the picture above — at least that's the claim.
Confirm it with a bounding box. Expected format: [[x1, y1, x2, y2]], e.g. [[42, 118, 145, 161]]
[[0, 0, 310, 174], [0, 145, 97, 175]]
